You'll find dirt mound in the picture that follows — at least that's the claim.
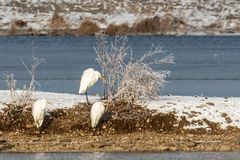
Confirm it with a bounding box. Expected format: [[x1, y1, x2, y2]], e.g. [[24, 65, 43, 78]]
[[0, 101, 227, 135]]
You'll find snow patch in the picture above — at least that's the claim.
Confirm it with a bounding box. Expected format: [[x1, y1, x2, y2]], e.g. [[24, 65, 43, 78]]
[[147, 96, 240, 129], [0, 90, 100, 110]]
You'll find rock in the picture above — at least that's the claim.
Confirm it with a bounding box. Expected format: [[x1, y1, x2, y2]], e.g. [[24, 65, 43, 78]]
[[31, 137, 40, 142], [185, 141, 196, 147], [221, 113, 228, 117], [60, 138, 72, 143], [111, 146, 124, 151], [206, 102, 215, 106], [91, 143, 110, 148], [0, 144, 14, 151], [205, 145, 215, 151], [26, 123, 34, 128], [225, 117, 232, 123], [0, 139, 7, 144], [0, 130, 3, 136], [156, 145, 178, 151], [34, 130, 41, 135], [220, 145, 232, 151]]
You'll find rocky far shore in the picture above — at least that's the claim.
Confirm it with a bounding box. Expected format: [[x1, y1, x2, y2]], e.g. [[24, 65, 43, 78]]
[[0, 0, 239, 36]]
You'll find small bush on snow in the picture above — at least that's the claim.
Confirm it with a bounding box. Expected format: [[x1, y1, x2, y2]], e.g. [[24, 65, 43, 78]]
[[95, 35, 174, 105]]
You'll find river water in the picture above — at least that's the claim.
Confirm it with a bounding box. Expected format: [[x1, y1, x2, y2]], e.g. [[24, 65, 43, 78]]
[[1, 152, 240, 160], [0, 36, 240, 96]]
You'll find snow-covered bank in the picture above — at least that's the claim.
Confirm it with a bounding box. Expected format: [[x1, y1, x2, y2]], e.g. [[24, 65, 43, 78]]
[[1, 90, 240, 130], [0, 0, 239, 35], [0, 90, 100, 110], [148, 96, 240, 130]]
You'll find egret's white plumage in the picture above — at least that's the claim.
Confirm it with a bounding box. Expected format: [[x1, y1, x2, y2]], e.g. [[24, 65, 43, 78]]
[[32, 99, 49, 128], [79, 68, 102, 94], [79, 68, 102, 104], [91, 102, 105, 128]]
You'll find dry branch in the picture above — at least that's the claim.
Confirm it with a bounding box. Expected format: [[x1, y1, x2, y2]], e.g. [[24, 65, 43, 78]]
[[95, 35, 174, 105]]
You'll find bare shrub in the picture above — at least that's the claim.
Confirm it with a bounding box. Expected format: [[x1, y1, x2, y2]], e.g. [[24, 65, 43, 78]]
[[5, 73, 17, 101], [4, 57, 45, 107], [116, 48, 174, 104], [106, 23, 130, 35], [76, 20, 101, 35], [0, 57, 45, 130], [95, 35, 127, 100], [95, 35, 174, 104]]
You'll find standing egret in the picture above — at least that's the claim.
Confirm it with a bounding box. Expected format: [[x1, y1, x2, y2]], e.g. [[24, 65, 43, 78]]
[[91, 102, 105, 128], [79, 68, 103, 104], [32, 99, 51, 128]]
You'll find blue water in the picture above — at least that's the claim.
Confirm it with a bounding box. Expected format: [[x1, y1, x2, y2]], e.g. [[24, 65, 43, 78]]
[[0, 36, 240, 96], [1, 152, 240, 160]]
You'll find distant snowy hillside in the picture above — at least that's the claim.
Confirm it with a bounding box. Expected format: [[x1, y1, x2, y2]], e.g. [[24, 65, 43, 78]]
[[0, 0, 239, 35]]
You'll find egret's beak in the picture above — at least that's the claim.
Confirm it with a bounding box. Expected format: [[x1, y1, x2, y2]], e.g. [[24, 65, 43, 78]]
[[100, 75, 105, 80]]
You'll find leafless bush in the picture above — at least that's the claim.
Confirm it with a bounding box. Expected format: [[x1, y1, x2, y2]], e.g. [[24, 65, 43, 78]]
[[5, 73, 17, 101], [116, 47, 174, 104], [95, 35, 127, 100], [0, 57, 45, 128], [20, 57, 45, 104], [4, 57, 45, 107], [95, 35, 174, 104]]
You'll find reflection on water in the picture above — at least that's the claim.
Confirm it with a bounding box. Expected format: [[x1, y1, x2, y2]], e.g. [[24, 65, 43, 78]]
[[1, 152, 240, 160]]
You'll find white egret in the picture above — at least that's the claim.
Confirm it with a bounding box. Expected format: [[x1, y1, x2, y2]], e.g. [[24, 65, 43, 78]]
[[32, 99, 51, 128], [91, 102, 105, 128], [79, 68, 103, 104]]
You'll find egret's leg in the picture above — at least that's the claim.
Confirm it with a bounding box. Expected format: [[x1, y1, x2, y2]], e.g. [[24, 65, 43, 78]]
[[85, 91, 90, 105]]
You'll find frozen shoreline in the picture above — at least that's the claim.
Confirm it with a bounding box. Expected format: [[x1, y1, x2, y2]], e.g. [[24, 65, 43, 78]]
[[1, 90, 240, 130]]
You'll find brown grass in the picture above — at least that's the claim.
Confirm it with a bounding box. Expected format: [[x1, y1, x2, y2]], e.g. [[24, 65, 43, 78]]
[[206, 22, 222, 30], [76, 20, 101, 35], [6, 15, 188, 36], [14, 20, 27, 28], [8, 24, 17, 35], [49, 12, 69, 35], [105, 23, 130, 35], [49, 13, 68, 29], [131, 15, 184, 34], [226, 14, 239, 20]]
